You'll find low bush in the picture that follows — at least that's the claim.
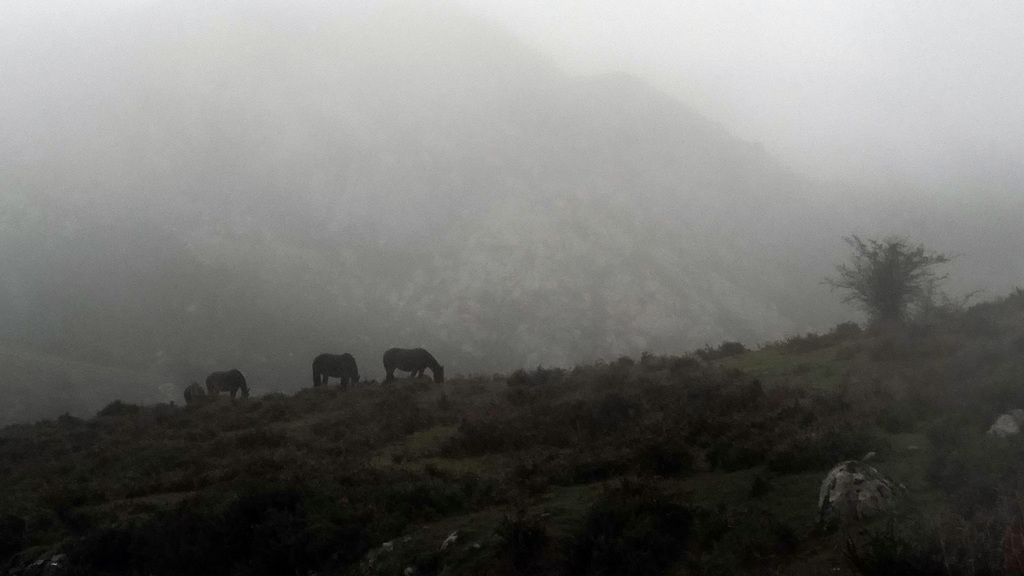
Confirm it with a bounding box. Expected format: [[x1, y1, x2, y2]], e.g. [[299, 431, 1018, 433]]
[[508, 366, 565, 388], [64, 483, 375, 576], [496, 509, 549, 573], [96, 400, 141, 418], [846, 518, 944, 575], [772, 322, 863, 354], [846, 515, 1004, 576], [767, 425, 880, 474], [566, 479, 693, 576], [635, 439, 694, 477], [697, 508, 798, 573], [0, 514, 25, 562], [696, 341, 748, 362]]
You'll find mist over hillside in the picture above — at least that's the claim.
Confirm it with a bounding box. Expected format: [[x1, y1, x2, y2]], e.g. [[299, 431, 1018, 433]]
[[0, 1, 1021, 423]]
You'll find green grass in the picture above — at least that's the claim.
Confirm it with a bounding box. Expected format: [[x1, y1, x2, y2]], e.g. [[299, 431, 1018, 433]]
[[717, 346, 855, 390]]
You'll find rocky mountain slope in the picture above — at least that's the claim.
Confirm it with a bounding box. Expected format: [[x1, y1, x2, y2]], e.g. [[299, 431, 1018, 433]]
[[0, 2, 881, 419]]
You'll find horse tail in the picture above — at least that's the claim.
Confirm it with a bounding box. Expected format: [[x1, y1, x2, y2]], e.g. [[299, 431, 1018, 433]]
[[342, 353, 359, 383]]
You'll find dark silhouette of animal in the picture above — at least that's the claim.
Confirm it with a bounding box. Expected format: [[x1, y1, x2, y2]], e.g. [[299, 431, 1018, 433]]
[[183, 382, 206, 405], [383, 348, 444, 384], [206, 369, 248, 398], [312, 353, 360, 388]]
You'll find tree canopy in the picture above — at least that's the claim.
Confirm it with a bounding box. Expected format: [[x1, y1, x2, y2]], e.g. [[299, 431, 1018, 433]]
[[825, 235, 950, 325]]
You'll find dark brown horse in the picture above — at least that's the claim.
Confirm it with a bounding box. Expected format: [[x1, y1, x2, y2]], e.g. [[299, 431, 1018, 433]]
[[383, 348, 444, 384], [312, 353, 360, 388], [206, 369, 249, 398]]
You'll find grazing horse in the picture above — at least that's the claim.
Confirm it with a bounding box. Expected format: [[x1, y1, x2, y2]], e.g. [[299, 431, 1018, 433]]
[[312, 353, 360, 388], [183, 382, 206, 405], [206, 369, 249, 398], [382, 348, 444, 384]]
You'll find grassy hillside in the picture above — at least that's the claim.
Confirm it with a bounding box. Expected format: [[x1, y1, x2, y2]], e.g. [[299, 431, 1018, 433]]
[[3, 291, 1024, 574]]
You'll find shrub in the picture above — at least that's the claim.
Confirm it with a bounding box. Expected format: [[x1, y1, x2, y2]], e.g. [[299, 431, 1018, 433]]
[[707, 436, 767, 472], [0, 514, 25, 562], [97, 400, 141, 418], [874, 405, 919, 434], [767, 426, 880, 474], [696, 342, 748, 362], [846, 518, 945, 575], [843, 516, 1003, 576], [235, 427, 288, 450], [698, 508, 798, 572], [496, 509, 549, 573], [508, 366, 566, 388], [65, 483, 374, 576], [567, 480, 693, 576], [636, 440, 694, 477]]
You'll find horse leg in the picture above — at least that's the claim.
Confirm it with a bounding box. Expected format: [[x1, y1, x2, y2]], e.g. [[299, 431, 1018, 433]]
[[384, 368, 395, 384]]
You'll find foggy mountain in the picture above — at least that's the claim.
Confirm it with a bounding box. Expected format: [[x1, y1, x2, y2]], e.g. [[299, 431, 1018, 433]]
[[1, 2, 1018, 422]]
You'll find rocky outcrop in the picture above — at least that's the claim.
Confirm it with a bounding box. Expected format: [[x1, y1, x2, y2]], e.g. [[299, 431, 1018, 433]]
[[988, 409, 1024, 438], [818, 460, 898, 525]]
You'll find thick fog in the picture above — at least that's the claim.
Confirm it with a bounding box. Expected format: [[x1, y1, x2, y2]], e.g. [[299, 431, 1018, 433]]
[[467, 0, 1024, 189], [0, 0, 1021, 423]]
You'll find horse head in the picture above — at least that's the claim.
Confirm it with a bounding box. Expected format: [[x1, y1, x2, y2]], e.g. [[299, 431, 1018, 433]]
[[433, 366, 445, 384]]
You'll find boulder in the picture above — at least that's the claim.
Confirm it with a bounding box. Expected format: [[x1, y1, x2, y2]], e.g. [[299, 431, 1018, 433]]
[[988, 410, 1024, 438], [818, 460, 898, 525]]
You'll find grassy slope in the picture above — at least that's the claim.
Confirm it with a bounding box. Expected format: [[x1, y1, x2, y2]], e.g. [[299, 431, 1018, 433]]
[[3, 292, 1024, 574]]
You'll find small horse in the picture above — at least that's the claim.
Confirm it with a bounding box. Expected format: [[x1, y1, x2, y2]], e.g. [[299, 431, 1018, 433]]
[[183, 382, 206, 405], [312, 353, 360, 388], [383, 348, 444, 384], [206, 369, 249, 398]]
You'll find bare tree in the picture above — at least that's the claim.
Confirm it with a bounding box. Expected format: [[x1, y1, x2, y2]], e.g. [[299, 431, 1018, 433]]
[[825, 235, 950, 325]]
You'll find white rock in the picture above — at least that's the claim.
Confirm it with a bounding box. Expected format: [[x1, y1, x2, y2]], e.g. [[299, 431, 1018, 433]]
[[989, 414, 1021, 438], [1010, 409, 1024, 427], [818, 460, 898, 525], [440, 530, 459, 551]]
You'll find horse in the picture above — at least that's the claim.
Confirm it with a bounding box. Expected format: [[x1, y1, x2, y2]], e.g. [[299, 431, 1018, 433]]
[[206, 369, 249, 398], [312, 353, 360, 388], [382, 348, 444, 384], [183, 382, 206, 405]]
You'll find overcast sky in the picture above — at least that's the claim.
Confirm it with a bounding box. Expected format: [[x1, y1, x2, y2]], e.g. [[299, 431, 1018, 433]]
[[461, 0, 1024, 188], [3, 0, 1023, 189]]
